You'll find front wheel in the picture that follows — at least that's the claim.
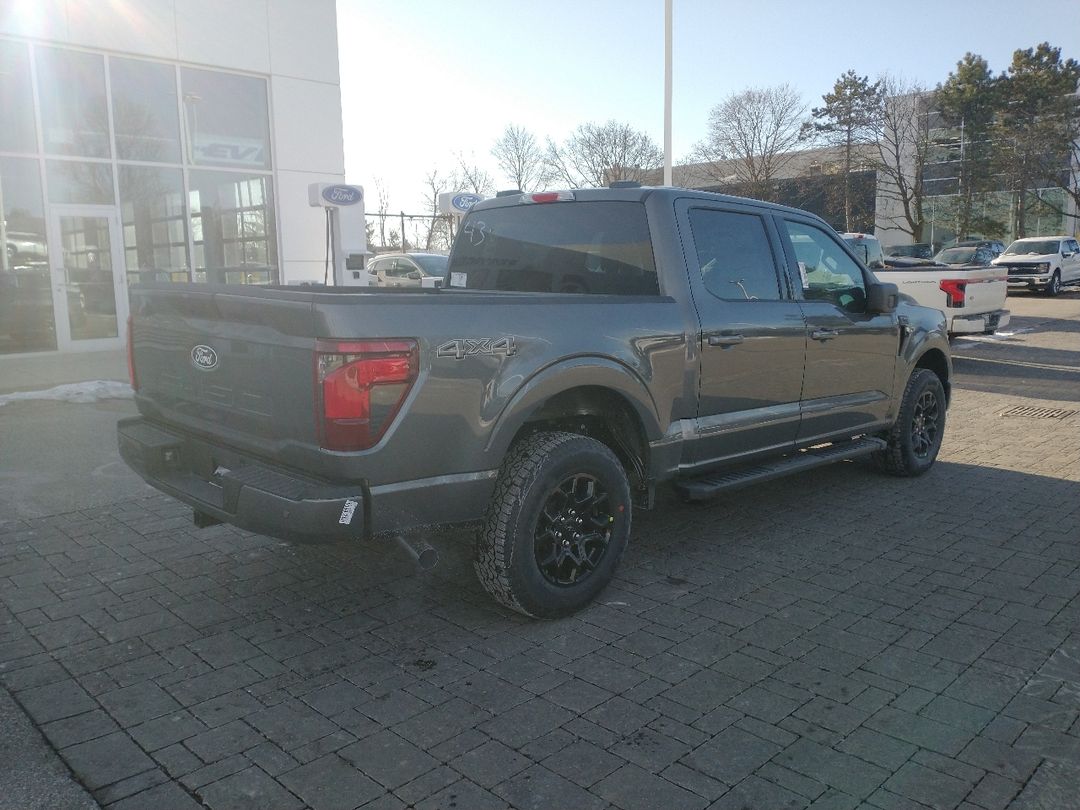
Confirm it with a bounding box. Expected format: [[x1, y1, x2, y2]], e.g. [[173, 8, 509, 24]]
[[1046, 270, 1062, 297], [875, 368, 946, 477], [475, 432, 631, 618]]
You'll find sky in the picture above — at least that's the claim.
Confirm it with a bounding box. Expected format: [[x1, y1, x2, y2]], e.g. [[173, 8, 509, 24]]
[[336, 0, 1080, 213]]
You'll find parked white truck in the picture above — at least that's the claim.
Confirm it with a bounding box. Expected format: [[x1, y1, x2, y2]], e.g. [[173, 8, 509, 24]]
[[875, 249, 1010, 337]]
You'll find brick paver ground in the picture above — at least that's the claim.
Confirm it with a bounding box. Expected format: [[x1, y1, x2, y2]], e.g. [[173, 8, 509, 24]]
[[2, 326, 1079, 808]]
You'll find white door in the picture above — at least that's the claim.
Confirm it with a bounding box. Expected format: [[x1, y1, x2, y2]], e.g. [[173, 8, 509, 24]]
[[47, 205, 127, 352]]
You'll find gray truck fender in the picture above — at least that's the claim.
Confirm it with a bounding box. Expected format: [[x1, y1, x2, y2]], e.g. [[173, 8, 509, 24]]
[[483, 356, 663, 461]]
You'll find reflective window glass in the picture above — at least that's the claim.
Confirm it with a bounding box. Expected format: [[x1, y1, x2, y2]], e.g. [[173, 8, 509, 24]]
[[1, 157, 55, 353], [783, 219, 867, 312], [181, 68, 271, 169], [46, 160, 115, 204], [57, 214, 119, 341], [111, 57, 182, 163], [0, 40, 37, 153], [189, 170, 277, 284], [36, 47, 110, 158], [119, 166, 189, 282], [688, 209, 781, 301]]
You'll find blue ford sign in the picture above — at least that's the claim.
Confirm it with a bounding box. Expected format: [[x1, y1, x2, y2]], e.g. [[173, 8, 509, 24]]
[[321, 185, 363, 206], [451, 193, 483, 212]]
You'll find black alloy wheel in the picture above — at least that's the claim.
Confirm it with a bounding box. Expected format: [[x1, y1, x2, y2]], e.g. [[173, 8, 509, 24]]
[[910, 389, 940, 460], [475, 431, 631, 618], [534, 474, 614, 587]]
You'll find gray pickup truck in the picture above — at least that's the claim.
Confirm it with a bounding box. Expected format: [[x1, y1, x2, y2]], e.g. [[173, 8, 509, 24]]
[[119, 187, 952, 618]]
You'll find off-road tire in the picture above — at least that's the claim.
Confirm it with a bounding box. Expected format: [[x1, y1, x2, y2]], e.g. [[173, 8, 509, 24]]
[[875, 368, 946, 477], [474, 431, 631, 618], [1046, 270, 1062, 297]]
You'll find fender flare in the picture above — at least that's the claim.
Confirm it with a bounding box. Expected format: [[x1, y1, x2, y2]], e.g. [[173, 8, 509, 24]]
[[483, 356, 663, 461]]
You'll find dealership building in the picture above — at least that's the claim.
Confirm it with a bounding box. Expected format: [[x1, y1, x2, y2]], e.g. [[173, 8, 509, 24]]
[[0, 0, 346, 357]]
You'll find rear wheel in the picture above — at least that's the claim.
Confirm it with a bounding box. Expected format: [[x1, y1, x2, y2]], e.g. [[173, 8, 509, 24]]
[[475, 431, 631, 618], [875, 369, 946, 477], [1046, 270, 1062, 297]]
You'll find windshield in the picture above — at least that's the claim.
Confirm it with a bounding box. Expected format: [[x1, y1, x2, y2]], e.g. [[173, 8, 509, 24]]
[[449, 201, 659, 295], [935, 247, 977, 264], [412, 254, 449, 276], [1004, 240, 1059, 256]]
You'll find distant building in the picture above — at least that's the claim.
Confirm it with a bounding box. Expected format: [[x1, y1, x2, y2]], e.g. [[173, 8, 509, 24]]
[[657, 99, 1078, 251], [0, 0, 345, 357], [647, 145, 879, 234]]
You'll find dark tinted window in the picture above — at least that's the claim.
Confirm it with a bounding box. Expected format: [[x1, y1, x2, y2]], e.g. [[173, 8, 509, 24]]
[[689, 209, 780, 300], [413, 254, 448, 276], [450, 201, 658, 295]]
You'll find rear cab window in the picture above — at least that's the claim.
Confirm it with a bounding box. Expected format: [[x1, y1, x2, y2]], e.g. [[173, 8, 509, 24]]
[[448, 201, 660, 295]]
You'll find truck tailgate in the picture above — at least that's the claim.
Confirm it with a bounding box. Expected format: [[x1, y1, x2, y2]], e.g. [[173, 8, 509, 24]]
[[130, 285, 319, 459]]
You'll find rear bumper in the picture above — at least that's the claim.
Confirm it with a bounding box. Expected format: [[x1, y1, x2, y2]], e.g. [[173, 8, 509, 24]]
[[949, 309, 1010, 334], [118, 417, 497, 543]]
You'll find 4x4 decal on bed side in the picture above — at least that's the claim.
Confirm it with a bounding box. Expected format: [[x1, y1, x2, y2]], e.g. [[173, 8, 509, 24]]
[[436, 337, 517, 360]]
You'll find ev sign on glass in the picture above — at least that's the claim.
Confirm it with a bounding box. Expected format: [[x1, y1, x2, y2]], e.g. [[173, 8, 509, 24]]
[[321, 185, 363, 206]]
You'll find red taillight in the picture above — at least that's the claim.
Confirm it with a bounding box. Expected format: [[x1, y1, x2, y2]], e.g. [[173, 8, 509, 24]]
[[126, 315, 139, 391], [939, 279, 967, 308], [315, 339, 418, 451]]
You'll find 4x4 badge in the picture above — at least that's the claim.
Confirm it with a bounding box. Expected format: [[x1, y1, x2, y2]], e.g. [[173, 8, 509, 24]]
[[436, 337, 516, 361]]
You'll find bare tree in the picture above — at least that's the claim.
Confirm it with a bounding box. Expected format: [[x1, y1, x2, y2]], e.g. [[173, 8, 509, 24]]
[[453, 155, 496, 196], [872, 76, 932, 242], [491, 124, 545, 192], [373, 177, 390, 250], [420, 169, 453, 252], [690, 85, 809, 201], [544, 120, 663, 188]]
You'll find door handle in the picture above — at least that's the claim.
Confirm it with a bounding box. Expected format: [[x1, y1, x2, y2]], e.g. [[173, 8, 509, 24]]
[[811, 329, 840, 341], [706, 333, 744, 346]]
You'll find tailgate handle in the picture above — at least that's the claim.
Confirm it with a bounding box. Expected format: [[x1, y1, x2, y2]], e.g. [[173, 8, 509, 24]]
[[811, 329, 840, 341], [706, 333, 744, 346]]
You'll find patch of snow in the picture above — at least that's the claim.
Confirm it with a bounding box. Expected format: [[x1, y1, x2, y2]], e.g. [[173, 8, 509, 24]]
[[0, 380, 134, 407]]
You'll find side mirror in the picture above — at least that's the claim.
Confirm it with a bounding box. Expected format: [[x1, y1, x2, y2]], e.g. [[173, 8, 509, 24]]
[[407, 270, 422, 280], [368, 268, 378, 275], [867, 282, 899, 315]]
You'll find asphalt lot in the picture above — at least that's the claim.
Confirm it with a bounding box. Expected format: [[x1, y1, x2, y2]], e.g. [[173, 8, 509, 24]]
[[1, 290, 1078, 810]]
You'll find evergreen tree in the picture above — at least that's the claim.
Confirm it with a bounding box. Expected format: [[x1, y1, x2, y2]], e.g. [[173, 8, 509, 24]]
[[994, 43, 1080, 236], [935, 54, 1000, 237], [810, 71, 885, 231]]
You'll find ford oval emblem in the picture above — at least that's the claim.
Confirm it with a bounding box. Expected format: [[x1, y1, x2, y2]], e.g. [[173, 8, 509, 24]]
[[451, 193, 483, 211], [191, 344, 219, 371], [321, 185, 363, 206]]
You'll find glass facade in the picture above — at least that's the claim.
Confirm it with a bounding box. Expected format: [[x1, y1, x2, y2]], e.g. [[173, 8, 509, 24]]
[[1, 156, 53, 352], [0, 38, 278, 355]]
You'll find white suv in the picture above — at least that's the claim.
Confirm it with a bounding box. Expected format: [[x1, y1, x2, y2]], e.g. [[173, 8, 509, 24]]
[[992, 236, 1080, 296]]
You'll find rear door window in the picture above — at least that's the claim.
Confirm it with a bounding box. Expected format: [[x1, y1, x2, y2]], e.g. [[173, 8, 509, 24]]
[[687, 208, 782, 300], [449, 201, 659, 295]]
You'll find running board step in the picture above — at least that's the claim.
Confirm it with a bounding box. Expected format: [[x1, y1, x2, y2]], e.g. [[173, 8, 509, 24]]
[[674, 437, 887, 502]]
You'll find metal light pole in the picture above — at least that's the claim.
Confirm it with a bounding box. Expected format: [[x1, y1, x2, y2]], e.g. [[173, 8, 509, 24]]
[[663, 0, 673, 186]]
